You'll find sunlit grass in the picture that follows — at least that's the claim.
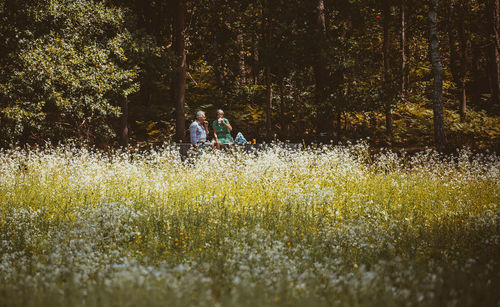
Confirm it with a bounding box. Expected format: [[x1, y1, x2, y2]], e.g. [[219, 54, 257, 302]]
[[0, 143, 498, 306]]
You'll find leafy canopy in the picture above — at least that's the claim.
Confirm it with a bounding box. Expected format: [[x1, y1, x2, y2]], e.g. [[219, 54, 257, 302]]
[[0, 0, 139, 145]]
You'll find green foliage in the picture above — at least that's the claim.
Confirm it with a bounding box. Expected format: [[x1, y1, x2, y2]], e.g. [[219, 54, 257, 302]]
[[0, 0, 497, 149], [0, 0, 139, 145], [445, 110, 500, 149]]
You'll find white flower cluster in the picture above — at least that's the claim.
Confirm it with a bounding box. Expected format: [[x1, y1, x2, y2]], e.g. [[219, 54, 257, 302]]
[[0, 143, 498, 306]]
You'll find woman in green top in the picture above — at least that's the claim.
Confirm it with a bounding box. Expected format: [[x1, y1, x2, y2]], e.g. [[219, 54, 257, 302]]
[[212, 109, 233, 149]]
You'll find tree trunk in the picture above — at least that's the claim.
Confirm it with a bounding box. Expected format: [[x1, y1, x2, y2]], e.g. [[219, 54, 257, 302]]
[[336, 112, 342, 133], [312, 0, 331, 139], [173, 0, 186, 142], [490, 0, 500, 105], [211, 37, 224, 89], [278, 78, 288, 139], [459, 82, 466, 120], [263, 0, 273, 140], [429, 0, 447, 152], [383, 2, 392, 135], [448, 3, 467, 121], [265, 64, 272, 139], [252, 33, 259, 86], [470, 41, 482, 106], [119, 97, 128, 148], [458, 8, 467, 121], [237, 33, 246, 85], [400, 0, 407, 95]]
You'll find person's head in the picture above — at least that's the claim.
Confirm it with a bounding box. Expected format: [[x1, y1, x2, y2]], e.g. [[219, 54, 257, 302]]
[[217, 109, 224, 118], [196, 111, 206, 122]]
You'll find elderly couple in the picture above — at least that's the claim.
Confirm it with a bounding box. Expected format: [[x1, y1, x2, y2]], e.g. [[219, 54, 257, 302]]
[[189, 109, 233, 150]]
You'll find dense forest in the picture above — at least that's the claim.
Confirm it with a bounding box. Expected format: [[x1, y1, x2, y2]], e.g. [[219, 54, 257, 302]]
[[0, 0, 499, 150]]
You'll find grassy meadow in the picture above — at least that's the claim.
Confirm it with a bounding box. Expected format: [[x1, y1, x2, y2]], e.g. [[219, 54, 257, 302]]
[[0, 143, 498, 306]]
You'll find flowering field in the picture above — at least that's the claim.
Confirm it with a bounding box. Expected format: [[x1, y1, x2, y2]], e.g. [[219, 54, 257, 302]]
[[0, 143, 498, 306]]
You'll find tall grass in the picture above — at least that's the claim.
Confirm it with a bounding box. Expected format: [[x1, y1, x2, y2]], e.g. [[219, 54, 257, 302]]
[[0, 143, 498, 306]]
